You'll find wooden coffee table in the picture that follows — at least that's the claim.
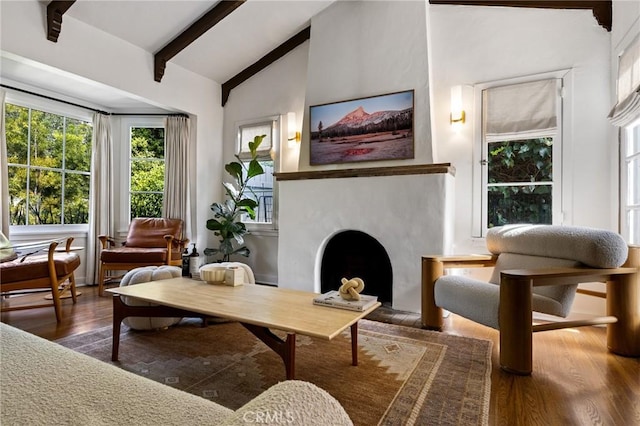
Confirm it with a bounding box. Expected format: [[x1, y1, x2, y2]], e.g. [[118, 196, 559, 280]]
[[107, 278, 381, 379]]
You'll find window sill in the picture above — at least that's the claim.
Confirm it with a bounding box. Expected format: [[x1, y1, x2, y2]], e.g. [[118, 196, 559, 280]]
[[245, 225, 278, 237], [9, 224, 89, 238]]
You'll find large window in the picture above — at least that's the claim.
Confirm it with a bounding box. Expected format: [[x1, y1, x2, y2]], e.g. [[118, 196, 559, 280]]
[[622, 119, 640, 244], [237, 118, 277, 225], [474, 74, 565, 235], [129, 126, 165, 219], [612, 35, 640, 244], [5, 103, 92, 225]]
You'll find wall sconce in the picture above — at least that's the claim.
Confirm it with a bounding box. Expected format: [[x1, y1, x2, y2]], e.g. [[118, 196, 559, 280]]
[[287, 112, 301, 147], [450, 85, 466, 128]]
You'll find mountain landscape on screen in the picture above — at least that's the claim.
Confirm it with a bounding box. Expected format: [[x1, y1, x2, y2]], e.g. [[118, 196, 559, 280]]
[[315, 106, 413, 140]]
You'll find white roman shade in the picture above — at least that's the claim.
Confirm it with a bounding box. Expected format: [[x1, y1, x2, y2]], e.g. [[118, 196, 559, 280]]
[[609, 36, 640, 127], [483, 79, 559, 142], [238, 120, 274, 159]]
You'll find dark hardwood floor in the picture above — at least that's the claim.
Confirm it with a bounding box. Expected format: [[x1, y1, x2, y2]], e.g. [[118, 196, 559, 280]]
[[2, 286, 639, 425]]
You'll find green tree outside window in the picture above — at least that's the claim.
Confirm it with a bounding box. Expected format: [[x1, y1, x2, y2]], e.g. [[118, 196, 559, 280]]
[[129, 127, 165, 219], [5, 103, 92, 225]]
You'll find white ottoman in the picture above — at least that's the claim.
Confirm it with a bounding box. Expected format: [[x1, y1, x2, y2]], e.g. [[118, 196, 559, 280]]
[[119, 265, 183, 330]]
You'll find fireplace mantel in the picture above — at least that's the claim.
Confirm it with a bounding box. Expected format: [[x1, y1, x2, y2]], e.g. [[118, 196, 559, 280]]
[[274, 163, 455, 181]]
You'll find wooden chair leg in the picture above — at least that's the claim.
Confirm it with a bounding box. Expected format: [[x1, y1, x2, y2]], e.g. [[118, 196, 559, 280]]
[[50, 277, 64, 323], [422, 257, 444, 330], [46, 242, 64, 323], [69, 274, 78, 304], [98, 263, 106, 297], [499, 275, 533, 375], [607, 246, 640, 356]]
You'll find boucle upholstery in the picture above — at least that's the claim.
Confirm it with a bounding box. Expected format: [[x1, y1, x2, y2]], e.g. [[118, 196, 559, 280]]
[[490, 253, 580, 317], [119, 265, 183, 330], [486, 224, 629, 268], [0, 323, 353, 426], [225, 380, 353, 426], [434, 225, 629, 329], [434, 275, 501, 329]]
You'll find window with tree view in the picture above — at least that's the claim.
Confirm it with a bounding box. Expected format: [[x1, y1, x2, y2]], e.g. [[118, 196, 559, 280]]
[[129, 127, 164, 219], [480, 77, 561, 233], [487, 137, 553, 227], [5, 103, 92, 225]]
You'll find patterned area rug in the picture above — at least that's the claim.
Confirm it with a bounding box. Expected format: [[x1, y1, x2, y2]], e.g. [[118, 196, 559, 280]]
[[57, 319, 492, 425]]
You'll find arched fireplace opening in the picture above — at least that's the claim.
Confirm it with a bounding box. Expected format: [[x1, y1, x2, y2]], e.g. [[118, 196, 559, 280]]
[[320, 230, 392, 305]]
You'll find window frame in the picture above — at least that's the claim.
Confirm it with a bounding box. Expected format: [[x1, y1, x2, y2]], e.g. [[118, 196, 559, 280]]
[[5, 90, 93, 235], [234, 115, 280, 233], [472, 70, 572, 237], [118, 116, 165, 226], [620, 117, 640, 244]]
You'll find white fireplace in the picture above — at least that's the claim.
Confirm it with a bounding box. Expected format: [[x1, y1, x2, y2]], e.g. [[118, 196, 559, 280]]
[[276, 164, 455, 313]]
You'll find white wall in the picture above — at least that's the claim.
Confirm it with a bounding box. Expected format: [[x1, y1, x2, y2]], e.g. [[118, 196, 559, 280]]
[[612, 0, 640, 51], [218, 41, 310, 284], [427, 4, 613, 315], [227, 2, 618, 317], [220, 0, 433, 285], [221, 3, 617, 311], [428, 5, 612, 254], [1, 0, 224, 283], [300, 0, 432, 170]]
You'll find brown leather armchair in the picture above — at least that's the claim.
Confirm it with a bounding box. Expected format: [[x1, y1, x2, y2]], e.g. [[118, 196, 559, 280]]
[[98, 218, 188, 296]]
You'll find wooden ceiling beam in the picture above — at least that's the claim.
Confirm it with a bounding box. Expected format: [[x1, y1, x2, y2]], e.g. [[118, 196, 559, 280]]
[[47, 1, 76, 42], [221, 26, 311, 107], [429, 1, 611, 31], [154, 0, 245, 82]]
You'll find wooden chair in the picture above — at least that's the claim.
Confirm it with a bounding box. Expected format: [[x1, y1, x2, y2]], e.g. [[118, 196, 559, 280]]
[[98, 218, 188, 296], [422, 224, 639, 375], [1, 238, 80, 322]]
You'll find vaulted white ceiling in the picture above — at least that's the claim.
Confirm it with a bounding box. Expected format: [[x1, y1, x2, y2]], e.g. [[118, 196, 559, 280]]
[[1, 1, 335, 112]]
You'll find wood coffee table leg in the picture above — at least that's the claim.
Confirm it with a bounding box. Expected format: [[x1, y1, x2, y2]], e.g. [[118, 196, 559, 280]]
[[242, 323, 296, 379], [351, 322, 358, 366], [112, 295, 125, 361]]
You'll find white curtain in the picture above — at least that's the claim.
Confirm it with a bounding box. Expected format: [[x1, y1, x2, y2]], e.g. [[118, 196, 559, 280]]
[[609, 36, 640, 127], [163, 115, 190, 227], [483, 79, 559, 141], [86, 112, 114, 285], [0, 90, 9, 236]]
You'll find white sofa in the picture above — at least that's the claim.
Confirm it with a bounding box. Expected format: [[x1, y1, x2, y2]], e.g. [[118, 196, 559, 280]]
[[0, 323, 352, 425]]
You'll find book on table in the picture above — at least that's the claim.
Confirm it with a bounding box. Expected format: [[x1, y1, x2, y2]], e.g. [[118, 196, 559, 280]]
[[313, 290, 378, 312]]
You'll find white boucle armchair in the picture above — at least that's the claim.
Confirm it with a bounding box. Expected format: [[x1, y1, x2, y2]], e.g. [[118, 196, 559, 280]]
[[421, 224, 639, 375]]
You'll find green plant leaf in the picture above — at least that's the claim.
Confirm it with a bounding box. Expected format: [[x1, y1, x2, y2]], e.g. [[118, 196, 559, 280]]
[[225, 162, 243, 182], [232, 246, 250, 257], [247, 159, 264, 180], [203, 247, 221, 256], [206, 218, 224, 231], [248, 134, 266, 157], [238, 198, 258, 220], [237, 198, 258, 209]]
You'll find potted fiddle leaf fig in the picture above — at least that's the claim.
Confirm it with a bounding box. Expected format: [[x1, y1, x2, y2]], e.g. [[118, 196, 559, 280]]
[[204, 134, 266, 262]]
